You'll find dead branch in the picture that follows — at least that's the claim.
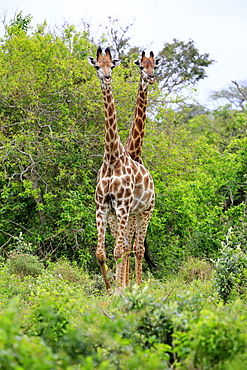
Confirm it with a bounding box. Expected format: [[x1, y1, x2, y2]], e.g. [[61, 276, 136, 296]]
[[232, 80, 247, 101]]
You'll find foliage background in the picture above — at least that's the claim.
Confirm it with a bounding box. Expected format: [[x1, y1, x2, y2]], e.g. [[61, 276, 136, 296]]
[[1, 13, 247, 278], [1, 12, 247, 370]]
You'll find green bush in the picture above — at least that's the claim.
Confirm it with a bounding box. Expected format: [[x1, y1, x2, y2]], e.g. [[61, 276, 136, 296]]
[[8, 253, 44, 278], [28, 292, 71, 349], [48, 259, 84, 283], [188, 308, 246, 369], [0, 298, 57, 370], [213, 228, 247, 302], [178, 257, 213, 283]]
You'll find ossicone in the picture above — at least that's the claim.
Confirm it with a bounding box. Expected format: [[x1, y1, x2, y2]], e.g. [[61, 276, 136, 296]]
[[97, 46, 103, 61], [105, 47, 112, 60]]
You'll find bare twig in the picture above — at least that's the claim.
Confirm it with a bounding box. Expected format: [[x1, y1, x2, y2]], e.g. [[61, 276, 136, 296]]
[[0, 233, 14, 244], [232, 80, 247, 101], [89, 304, 115, 320], [5, 220, 35, 234]]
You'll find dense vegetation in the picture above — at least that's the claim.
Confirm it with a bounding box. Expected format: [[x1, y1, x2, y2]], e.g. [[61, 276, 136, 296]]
[[1, 13, 247, 368], [1, 254, 247, 369]]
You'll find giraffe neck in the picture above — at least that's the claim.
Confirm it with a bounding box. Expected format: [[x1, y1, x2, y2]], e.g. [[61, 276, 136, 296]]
[[101, 84, 124, 164], [126, 78, 148, 163]]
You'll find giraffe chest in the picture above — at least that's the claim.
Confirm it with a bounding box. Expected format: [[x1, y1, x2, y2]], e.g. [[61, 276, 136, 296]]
[[95, 164, 133, 207], [95, 159, 154, 216]]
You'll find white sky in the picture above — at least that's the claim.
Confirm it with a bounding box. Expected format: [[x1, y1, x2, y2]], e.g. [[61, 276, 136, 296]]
[[1, 0, 247, 107]]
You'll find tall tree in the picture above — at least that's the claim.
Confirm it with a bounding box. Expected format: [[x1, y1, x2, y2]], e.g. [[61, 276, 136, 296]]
[[157, 38, 214, 94]]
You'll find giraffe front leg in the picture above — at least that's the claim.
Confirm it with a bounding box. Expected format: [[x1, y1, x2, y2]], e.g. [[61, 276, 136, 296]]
[[114, 213, 130, 291], [109, 212, 129, 289], [96, 248, 111, 292], [96, 207, 111, 292], [114, 236, 126, 291]]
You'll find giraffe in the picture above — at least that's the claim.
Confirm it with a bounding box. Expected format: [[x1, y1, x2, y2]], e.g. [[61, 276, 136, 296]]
[[88, 47, 155, 291], [120, 51, 161, 281]]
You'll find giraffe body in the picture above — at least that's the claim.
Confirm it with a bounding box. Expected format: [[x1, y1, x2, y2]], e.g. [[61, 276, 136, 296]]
[[89, 47, 154, 291]]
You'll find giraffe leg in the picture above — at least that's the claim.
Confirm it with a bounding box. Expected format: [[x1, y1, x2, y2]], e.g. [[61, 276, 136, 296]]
[[113, 211, 131, 290], [96, 207, 111, 291], [108, 213, 118, 239], [108, 213, 125, 285], [125, 215, 136, 287], [110, 212, 133, 289], [123, 230, 131, 287], [134, 210, 152, 285], [114, 235, 127, 290]]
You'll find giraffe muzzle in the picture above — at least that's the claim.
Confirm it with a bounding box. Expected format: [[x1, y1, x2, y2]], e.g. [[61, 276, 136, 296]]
[[148, 75, 155, 84], [104, 75, 112, 84]]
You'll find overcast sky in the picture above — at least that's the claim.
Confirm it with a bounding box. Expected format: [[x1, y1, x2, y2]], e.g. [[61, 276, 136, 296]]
[[1, 0, 247, 107]]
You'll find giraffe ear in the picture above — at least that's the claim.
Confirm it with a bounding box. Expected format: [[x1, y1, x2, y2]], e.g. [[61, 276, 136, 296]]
[[112, 59, 121, 68], [88, 56, 97, 66]]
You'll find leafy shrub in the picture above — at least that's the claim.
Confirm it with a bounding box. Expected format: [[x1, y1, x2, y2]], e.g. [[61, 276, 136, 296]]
[[48, 259, 84, 283], [83, 274, 107, 296], [27, 289, 152, 368], [178, 257, 213, 283], [8, 253, 44, 278], [0, 298, 57, 370], [223, 354, 247, 370], [28, 292, 71, 349], [27, 291, 100, 367], [188, 308, 246, 369], [213, 228, 247, 302], [121, 285, 174, 363]]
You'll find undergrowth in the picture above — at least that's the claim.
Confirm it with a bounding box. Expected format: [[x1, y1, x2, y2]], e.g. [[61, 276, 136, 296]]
[[0, 256, 247, 369]]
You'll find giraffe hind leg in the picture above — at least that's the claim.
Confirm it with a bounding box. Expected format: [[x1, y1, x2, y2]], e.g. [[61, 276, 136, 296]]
[[110, 212, 133, 290], [125, 215, 136, 287], [134, 211, 152, 285]]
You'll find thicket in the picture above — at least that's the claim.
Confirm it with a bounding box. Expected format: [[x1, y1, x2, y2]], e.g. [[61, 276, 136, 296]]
[[1, 12, 247, 279]]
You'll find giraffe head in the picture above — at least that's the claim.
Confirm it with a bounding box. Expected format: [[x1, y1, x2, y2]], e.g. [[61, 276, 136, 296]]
[[88, 47, 120, 86], [135, 51, 161, 86]]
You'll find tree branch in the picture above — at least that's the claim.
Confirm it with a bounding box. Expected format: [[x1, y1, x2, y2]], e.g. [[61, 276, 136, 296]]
[[232, 80, 247, 101]]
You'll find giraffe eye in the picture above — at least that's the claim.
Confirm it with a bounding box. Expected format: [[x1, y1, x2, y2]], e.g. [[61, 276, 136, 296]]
[[95, 66, 100, 70], [140, 66, 144, 70]]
